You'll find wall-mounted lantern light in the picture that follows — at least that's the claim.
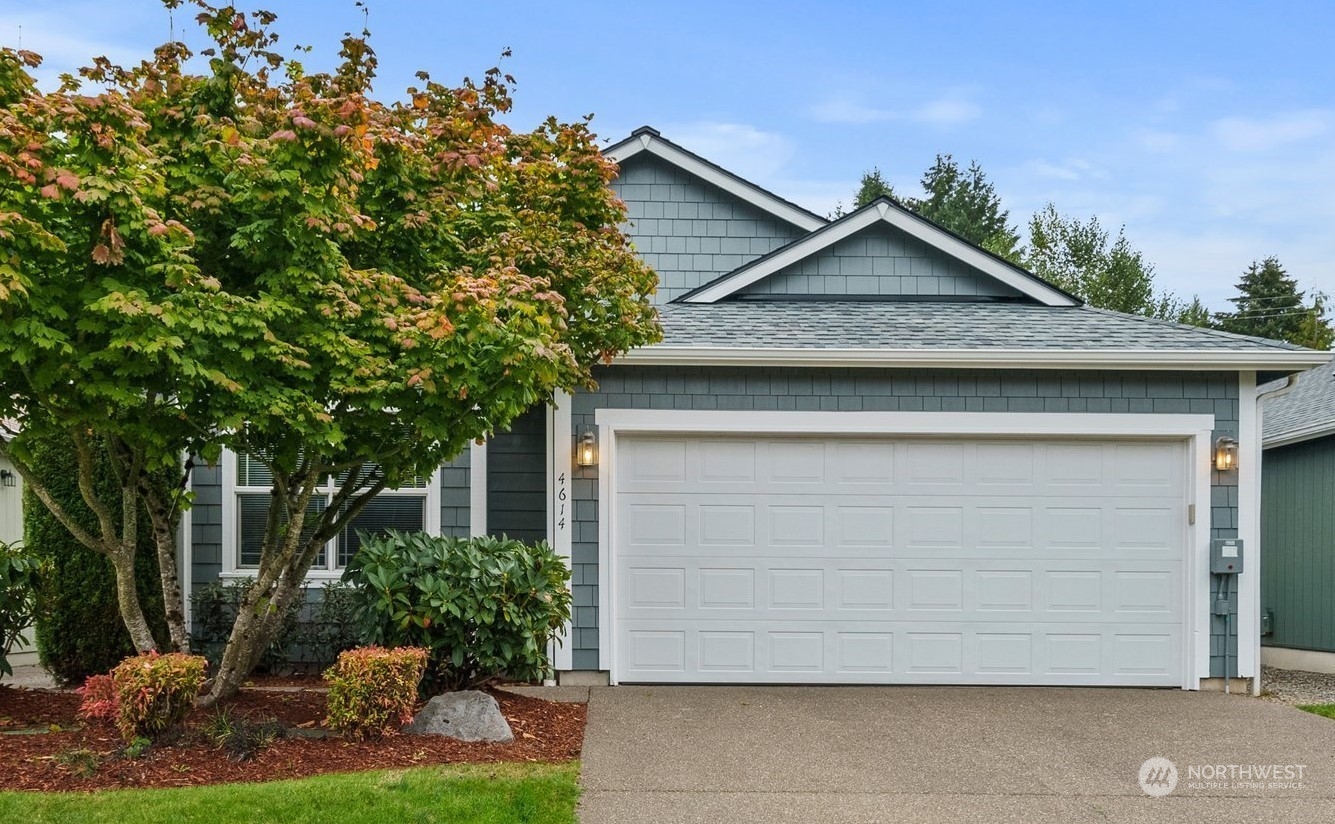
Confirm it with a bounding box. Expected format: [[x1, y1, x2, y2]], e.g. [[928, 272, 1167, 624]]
[[0, 469, 15, 488], [1214, 436, 1239, 472], [575, 429, 598, 467]]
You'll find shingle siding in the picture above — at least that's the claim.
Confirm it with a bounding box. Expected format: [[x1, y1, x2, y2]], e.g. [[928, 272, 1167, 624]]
[[440, 449, 471, 539], [612, 156, 804, 303], [190, 463, 224, 598], [569, 365, 1241, 676], [738, 224, 1022, 299], [487, 405, 548, 542]]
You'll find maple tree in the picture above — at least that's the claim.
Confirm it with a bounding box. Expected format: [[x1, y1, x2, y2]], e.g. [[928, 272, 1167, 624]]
[[0, 1, 659, 702]]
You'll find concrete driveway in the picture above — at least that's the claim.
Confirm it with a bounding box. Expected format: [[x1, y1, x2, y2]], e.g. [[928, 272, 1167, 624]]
[[577, 686, 1335, 823]]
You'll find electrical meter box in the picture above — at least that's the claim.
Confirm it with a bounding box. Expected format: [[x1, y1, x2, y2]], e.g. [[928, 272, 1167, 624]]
[[1211, 538, 1244, 574]]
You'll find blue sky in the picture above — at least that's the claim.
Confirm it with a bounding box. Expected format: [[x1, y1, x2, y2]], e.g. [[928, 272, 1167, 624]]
[[5, 1, 1333, 310]]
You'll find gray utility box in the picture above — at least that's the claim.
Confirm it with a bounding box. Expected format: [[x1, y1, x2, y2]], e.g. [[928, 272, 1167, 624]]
[[1211, 538, 1244, 574]]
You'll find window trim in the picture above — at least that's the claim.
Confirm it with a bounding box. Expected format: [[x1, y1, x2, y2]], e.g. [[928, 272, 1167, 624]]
[[220, 448, 441, 580]]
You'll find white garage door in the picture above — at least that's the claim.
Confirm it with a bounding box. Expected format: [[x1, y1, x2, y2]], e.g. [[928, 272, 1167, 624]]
[[613, 435, 1186, 686]]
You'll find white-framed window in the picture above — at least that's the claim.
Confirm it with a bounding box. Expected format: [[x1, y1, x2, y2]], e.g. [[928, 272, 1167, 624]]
[[220, 449, 440, 579]]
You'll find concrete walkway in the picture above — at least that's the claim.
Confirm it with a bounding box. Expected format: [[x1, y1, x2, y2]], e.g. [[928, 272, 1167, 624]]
[[578, 686, 1335, 823], [1, 664, 60, 690]]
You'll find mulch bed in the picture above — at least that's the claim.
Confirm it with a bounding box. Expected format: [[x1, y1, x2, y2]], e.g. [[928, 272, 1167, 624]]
[[0, 678, 585, 792]]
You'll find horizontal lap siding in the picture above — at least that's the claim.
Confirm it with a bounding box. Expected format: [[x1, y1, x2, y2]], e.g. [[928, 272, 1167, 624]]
[[570, 366, 1240, 675], [1262, 436, 1335, 652]]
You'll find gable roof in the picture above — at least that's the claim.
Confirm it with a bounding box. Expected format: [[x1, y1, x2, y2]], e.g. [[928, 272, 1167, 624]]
[[679, 197, 1079, 306], [1263, 356, 1335, 447], [618, 302, 1329, 372], [605, 127, 827, 234]]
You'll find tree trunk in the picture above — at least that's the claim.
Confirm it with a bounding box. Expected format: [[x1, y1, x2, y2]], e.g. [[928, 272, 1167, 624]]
[[109, 546, 158, 654], [200, 574, 304, 705], [148, 507, 189, 653]]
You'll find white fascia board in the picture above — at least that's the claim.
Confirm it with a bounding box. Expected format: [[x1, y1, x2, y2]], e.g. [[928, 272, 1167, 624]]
[[683, 202, 1078, 306], [593, 409, 1216, 438], [1263, 423, 1335, 449], [615, 346, 1333, 373], [607, 134, 825, 233]]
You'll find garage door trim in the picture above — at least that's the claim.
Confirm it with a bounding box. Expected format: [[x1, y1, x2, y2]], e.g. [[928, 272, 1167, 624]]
[[594, 410, 1216, 689]]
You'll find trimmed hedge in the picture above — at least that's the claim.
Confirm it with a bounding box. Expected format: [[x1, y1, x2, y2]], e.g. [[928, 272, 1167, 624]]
[[344, 532, 572, 693], [324, 646, 428, 740], [22, 431, 167, 684]]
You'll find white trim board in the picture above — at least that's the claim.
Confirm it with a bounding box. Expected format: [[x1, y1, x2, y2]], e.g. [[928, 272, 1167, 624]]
[[605, 129, 825, 233], [616, 346, 1332, 373], [593, 409, 1216, 689], [594, 409, 1215, 437], [547, 392, 574, 672], [1238, 371, 1261, 694], [680, 199, 1077, 306], [469, 440, 488, 538]]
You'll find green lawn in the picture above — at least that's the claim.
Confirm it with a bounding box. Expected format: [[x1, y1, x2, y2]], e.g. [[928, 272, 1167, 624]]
[[1297, 703, 1335, 720], [0, 762, 580, 824]]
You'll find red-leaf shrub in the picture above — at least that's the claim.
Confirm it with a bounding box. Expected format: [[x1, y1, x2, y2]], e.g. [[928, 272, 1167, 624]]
[[76, 673, 119, 723], [324, 646, 428, 741], [110, 651, 208, 741]]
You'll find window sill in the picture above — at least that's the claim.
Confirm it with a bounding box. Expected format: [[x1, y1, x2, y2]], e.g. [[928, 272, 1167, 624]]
[[217, 569, 348, 583]]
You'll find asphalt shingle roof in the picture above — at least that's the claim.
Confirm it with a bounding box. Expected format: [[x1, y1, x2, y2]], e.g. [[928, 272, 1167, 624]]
[[655, 302, 1307, 352], [1263, 356, 1335, 444]]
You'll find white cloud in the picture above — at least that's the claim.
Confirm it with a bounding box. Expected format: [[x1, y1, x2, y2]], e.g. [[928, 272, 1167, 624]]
[[767, 178, 860, 220], [659, 121, 797, 181], [806, 91, 981, 127], [2, 3, 172, 90], [1212, 110, 1331, 152], [807, 96, 890, 125], [912, 97, 981, 127], [1131, 129, 1184, 153], [1018, 157, 1106, 183]]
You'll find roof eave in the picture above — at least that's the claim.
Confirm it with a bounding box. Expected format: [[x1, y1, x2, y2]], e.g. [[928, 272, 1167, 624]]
[[615, 346, 1332, 372], [1263, 423, 1335, 450]]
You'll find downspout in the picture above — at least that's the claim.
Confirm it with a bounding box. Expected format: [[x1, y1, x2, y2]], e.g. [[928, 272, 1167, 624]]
[[1250, 373, 1301, 696]]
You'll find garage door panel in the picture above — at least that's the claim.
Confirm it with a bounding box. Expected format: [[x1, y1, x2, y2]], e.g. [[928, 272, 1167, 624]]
[[618, 620, 1183, 685], [621, 559, 1178, 623], [618, 492, 1182, 560], [614, 435, 1186, 686]]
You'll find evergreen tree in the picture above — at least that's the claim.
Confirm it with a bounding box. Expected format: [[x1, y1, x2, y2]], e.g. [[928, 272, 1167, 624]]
[[854, 167, 896, 208], [1215, 257, 1333, 347], [1172, 295, 1214, 329], [912, 155, 1021, 262]]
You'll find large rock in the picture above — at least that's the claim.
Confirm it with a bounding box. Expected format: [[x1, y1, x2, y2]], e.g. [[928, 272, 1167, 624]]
[[405, 690, 514, 742]]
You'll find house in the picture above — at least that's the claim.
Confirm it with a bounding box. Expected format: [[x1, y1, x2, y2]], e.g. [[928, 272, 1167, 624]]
[[0, 450, 37, 670], [185, 127, 1328, 690], [1260, 357, 1335, 673]]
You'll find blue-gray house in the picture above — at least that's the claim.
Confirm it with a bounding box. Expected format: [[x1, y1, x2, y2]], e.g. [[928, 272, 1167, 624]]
[[184, 127, 1327, 691], [1260, 357, 1335, 673]]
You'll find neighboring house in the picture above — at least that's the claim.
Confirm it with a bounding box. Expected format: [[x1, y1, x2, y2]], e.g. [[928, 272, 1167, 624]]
[[0, 451, 36, 669], [185, 126, 1327, 690], [1261, 357, 1335, 673]]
